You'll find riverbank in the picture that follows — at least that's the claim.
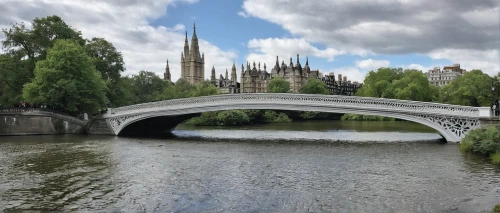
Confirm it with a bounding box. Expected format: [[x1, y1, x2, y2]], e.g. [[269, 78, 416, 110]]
[[459, 125, 500, 166]]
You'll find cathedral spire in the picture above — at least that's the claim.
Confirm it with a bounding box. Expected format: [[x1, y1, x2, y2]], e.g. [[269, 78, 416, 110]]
[[296, 54, 300, 64], [164, 59, 171, 81], [306, 56, 309, 65], [225, 69, 228, 79], [275, 55, 279, 67], [211, 65, 216, 82], [192, 23, 197, 40]]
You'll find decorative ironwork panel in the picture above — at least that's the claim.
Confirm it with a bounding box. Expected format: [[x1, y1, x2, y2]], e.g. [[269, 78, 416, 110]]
[[410, 114, 480, 139]]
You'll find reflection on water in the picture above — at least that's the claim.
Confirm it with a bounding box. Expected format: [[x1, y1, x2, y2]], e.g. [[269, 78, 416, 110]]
[[0, 121, 499, 212]]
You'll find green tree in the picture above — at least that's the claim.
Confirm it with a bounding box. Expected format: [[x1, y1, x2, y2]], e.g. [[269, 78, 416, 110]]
[[300, 78, 330, 95], [1, 15, 85, 106], [2, 15, 84, 71], [130, 71, 169, 103], [268, 77, 290, 93], [356, 67, 403, 97], [440, 70, 493, 106], [22, 39, 108, 114], [0, 52, 31, 106], [85, 37, 125, 105]]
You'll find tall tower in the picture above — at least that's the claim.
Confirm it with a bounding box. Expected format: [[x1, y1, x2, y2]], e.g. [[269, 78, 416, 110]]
[[231, 62, 237, 86], [164, 59, 171, 82], [211, 65, 216, 84], [181, 23, 205, 84]]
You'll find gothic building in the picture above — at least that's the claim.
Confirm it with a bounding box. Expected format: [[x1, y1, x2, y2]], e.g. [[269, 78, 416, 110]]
[[240, 61, 271, 93], [181, 23, 205, 84], [163, 60, 171, 82], [270, 54, 316, 93], [211, 63, 240, 94], [321, 72, 362, 96]]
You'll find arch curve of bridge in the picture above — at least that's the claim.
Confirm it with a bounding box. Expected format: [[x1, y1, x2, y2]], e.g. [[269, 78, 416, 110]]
[[106, 93, 481, 143]]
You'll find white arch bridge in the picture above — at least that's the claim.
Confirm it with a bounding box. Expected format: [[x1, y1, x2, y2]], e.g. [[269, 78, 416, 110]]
[[88, 93, 493, 143]]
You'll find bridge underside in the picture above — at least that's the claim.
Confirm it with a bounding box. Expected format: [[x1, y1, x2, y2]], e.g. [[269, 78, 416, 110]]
[[118, 114, 199, 136]]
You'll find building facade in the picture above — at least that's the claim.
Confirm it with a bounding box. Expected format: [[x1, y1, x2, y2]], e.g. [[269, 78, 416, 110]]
[[181, 24, 205, 84], [270, 54, 311, 93], [425, 64, 466, 86], [320, 72, 363, 96], [240, 61, 271, 93], [211, 63, 240, 94]]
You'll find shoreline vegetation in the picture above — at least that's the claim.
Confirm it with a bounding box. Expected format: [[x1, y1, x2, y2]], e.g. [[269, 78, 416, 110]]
[[459, 125, 500, 166]]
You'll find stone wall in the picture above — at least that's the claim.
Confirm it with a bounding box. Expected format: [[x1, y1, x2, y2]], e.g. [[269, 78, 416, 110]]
[[0, 115, 85, 135]]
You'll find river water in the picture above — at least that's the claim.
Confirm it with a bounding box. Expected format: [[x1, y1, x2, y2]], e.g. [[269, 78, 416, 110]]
[[0, 121, 499, 212]]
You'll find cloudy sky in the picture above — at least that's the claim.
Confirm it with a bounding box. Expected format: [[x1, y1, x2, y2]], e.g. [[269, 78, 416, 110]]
[[0, 0, 498, 83]]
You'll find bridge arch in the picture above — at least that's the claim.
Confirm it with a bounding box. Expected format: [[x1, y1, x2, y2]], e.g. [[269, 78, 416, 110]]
[[101, 93, 483, 143]]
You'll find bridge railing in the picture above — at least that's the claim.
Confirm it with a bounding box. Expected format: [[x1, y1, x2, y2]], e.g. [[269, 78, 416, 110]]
[[109, 93, 480, 117], [0, 108, 87, 125]]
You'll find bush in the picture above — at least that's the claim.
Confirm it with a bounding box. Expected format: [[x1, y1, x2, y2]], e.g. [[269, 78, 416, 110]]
[[459, 126, 499, 156], [491, 152, 500, 165], [216, 110, 250, 126], [263, 110, 291, 123], [493, 204, 500, 213]]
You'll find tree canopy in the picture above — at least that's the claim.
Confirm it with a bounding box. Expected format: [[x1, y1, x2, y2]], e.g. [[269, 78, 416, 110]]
[[268, 77, 290, 93], [356, 67, 439, 102], [440, 70, 493, 107], [300, 78, 330, 95], [22, 39, 108, 114]]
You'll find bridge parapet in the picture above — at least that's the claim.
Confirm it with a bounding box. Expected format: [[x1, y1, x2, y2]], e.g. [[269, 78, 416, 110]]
[[109, 93, 479, 118], [0, 108, 87, 126]]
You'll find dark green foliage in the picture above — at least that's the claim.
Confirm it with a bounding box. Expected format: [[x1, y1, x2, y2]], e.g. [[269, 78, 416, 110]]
[[268, 77, 290, 93], [22, 39, 108, 114], [216, 110, 250, 126], [85, 37, 125, 105], [300, 78, 330, 95], [129, 70, 169, 103], [459, 126, 499, 156], [0, 52, 32, 106], [357, 68, 439, 101], [263, 110, 292, 123], [156, 79, 219, 101], [440, 70, 494, 106]]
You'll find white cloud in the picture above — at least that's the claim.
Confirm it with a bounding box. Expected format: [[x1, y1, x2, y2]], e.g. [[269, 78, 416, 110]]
[[237, 11, 249, 18], [355, 59, 390, 70], [245, 37, 346, 72], [241, 0, 499, 76], [428, 48, 500, 76], [324, 67, 366, 83], [0, 0, 237, 82]]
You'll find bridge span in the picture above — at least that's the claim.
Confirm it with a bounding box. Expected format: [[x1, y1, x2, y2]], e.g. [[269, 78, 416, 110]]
[[88, 93, 492, 143]]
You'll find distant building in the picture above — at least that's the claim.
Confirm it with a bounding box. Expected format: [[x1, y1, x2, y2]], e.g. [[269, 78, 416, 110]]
[[181, 23, 205, 84], [240, 61, 271, 93], [270, 54, 312, 93], [163, 60, 171, 82], [320, 72, 363, 96], [425, 64, 466, 86], [211, 63, 240, 94]]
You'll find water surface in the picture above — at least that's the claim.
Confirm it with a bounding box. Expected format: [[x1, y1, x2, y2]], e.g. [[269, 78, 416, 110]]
[[0, 121, 499, 212]]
